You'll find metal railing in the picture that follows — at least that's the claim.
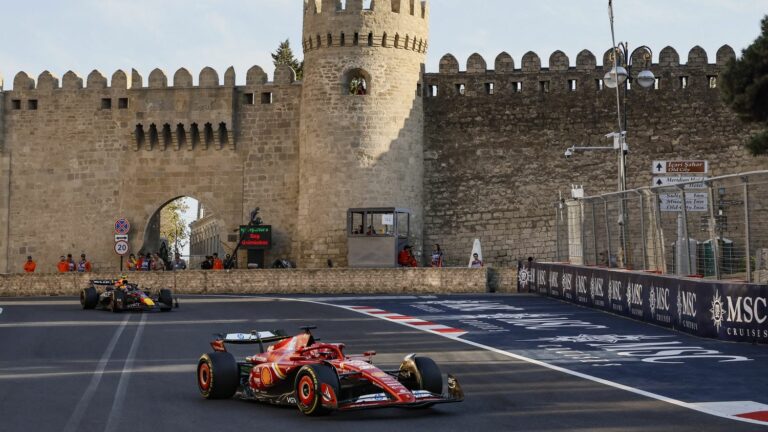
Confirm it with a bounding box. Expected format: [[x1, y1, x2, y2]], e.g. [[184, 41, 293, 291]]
[[555, 170, 768, 283]]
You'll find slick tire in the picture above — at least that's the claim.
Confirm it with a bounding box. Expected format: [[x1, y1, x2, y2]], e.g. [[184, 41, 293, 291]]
[[80, 287, 98, 310], [398, 356, 443, 395], [197, 352, 239, 399], [295, 364, 339, 416], [110, 290, 126, 313], [158, 289, 173, 311]]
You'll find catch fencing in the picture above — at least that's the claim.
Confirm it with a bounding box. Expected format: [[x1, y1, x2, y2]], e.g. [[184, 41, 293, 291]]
[[554, 170, 768, 283]]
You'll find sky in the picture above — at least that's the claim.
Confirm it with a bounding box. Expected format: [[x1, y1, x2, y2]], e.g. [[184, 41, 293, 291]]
[[1, 0, 767, 87]]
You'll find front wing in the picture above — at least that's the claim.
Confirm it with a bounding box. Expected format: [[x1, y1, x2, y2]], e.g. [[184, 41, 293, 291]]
[[338, 374, 464, 411]]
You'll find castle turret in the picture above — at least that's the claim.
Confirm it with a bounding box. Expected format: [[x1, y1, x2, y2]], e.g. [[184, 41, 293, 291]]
[[298, 0, 429, 267]]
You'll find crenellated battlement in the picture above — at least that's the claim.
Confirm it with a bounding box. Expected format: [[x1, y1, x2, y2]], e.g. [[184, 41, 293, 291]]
[[4, 64, 297, 93], [304, 0, 428, 18], [424, 45, 735, 97]]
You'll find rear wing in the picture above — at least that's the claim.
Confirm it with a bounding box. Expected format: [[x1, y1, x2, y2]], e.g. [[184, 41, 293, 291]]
[[211, 330, 290, 353]]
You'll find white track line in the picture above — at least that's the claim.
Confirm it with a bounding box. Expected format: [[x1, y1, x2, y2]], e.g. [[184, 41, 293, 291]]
[[62, 315, 130, 432], [292, 297, 768, 427], [105, 313, 147, 432]]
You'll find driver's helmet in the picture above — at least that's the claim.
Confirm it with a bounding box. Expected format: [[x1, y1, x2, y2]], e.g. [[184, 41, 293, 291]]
[[115, 275, 128, 288]]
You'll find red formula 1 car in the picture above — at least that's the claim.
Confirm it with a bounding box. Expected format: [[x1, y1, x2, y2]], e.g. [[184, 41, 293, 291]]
[[196, 327, 464, 416]]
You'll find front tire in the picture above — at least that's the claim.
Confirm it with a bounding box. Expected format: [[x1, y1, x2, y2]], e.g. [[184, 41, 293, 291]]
[[158, 289, 173, 311], [80, 287, 98, 309], [197, 352, 239, 399], [295, 364, 339, 416], [398, 355, 443, 395]]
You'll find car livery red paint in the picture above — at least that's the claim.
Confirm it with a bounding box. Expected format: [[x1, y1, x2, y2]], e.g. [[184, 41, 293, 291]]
[[196, 326, 464, 416]]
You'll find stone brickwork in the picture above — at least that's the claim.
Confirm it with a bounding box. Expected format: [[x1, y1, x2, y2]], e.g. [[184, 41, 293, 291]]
[[298, 0, 429, 267], [422, 46, 766, 267], [0, 0, 764, 277], [0, 268, 492, 296]]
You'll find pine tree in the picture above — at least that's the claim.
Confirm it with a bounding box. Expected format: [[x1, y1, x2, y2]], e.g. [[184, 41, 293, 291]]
[[721, 16, 768, 155], [271, 39, 304, 80]]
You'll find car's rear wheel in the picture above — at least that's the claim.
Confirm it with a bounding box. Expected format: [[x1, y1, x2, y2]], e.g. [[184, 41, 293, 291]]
[[110, 290, 126, 313], [80, 287, 98, 309], [295, 364, 339, 416], [197, 352, 239, 399], [398, 355, 443, 395], [158, 289, 173, 311]]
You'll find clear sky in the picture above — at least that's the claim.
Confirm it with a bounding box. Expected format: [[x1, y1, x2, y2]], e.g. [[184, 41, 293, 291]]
[[1, 0, 766, 86]]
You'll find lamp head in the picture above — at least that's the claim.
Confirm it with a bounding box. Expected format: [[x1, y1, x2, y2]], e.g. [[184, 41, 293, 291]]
[[604, 66, 628, 89], [636, 69, 656, 88]]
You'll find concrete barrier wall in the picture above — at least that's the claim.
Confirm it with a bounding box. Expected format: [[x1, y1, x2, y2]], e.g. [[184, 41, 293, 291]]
[[0, 268, 517, 297]]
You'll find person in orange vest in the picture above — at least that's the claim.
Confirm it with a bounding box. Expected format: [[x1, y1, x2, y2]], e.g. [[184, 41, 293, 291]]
[[212, 253, 224, 270], [23, 256, 36, 273], [77, 254, 92, 272], [398, 245, 418, 267], [57, 255, 69, 273]]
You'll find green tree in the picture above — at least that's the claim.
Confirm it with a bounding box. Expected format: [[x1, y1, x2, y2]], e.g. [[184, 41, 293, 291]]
[[271, 39, 304, 80], [721, 16, 768, 155], [160, 198, 190, 254]]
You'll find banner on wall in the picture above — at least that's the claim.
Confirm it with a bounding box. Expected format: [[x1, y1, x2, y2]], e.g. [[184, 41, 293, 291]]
[[529, 263, 768, 344]]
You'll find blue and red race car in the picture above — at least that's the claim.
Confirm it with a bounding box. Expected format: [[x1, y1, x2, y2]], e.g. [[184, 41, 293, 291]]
[[196, 326, 463, 415]]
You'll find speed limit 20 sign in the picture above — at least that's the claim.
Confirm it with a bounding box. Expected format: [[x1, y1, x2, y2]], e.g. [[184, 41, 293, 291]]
[[114, 240, 129, 256]]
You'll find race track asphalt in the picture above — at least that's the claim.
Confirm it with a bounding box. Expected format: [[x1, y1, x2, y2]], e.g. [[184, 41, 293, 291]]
[[0, 296, 764, 432]]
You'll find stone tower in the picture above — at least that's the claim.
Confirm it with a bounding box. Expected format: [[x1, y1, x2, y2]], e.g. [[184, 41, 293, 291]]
[[298, 0, 429, 267]]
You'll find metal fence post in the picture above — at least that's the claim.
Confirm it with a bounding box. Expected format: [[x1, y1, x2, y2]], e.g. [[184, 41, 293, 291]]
[[707, 182, 721, 280], [653, 189, 666, 272], [555, 203, 561, 262], [604, 198, 612, 267], [743, 176, 752, 283], [636, 190, 647, 271], [580, 200, 587, 265], [679, 185, 693, 275], [592, 200, 599, 266]]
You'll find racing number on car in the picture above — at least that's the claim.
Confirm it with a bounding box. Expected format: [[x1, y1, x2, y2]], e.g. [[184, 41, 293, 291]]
[[114, 240, 129, 255]]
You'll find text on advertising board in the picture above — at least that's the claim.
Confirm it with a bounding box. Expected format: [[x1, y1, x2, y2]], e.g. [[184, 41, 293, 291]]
[[652, 160, 708, 174], [239, 225, 272, 249]]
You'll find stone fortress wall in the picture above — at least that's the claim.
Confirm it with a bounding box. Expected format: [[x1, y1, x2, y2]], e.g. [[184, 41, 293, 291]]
[[0, 0, 764, 273], [422, 46, 764, 267]]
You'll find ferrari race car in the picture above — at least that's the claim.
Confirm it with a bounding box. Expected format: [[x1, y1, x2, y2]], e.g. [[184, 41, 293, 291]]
[[196, 327, 464, 416], [80, 279, 176, 312]]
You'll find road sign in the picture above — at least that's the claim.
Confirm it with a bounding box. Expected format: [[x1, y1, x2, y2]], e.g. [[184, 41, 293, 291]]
[[115, 218, 131, 235], [659, 192, 708, 212], [114, 240, 129, 255], [652, 160, 708, 174], [652, 175, 708, 189], [115, 234, 128, 242]]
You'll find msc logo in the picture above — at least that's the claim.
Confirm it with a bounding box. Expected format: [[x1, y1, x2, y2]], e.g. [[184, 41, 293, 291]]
[[710, 289, 768, 331]]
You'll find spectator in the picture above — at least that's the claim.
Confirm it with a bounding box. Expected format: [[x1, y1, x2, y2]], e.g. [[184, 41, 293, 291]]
[[212, 253, 224, 270], [127, 254, 138, 271], [135, 254, 144, 271], [23, 256, 36, 273], [470, 253, 483, 268], [224, 254, 236, 270], [66, 254, 76, 272], [140, 253, 152, 271], [152, 253, 165, 271], [159, 242, 170, 270], [171, 253, 187, 271], [57, 255, 69, 273], [398, 245, 418, 267], [201, 256, 213, 270], [77, 254, 92, 272], [430, 244, 444, 268]]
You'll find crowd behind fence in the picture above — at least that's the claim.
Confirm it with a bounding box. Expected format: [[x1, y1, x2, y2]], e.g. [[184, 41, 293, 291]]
[[555, 170, 768, 284]]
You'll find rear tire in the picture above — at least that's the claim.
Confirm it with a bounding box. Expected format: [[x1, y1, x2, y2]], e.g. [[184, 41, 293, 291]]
[[80, 287, 98, 310], [295, 364, 339, 416], [197, 352, 239, 399], [158, 289, 173, 311], [110, 290, 126, 313]]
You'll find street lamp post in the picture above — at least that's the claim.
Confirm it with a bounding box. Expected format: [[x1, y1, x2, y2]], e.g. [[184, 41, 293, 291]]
[[602, 0, 654, 268]]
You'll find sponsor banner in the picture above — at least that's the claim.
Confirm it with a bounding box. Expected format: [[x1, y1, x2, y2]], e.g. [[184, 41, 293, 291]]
[[530, 263, 768, 344]]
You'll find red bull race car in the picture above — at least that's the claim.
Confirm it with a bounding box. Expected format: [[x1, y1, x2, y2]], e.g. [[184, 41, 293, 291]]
[[196, 326, 464, 416], [80, 279, 176, 312]]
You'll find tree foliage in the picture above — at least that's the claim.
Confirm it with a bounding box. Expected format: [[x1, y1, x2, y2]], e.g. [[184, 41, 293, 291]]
[[271, 39, 304, 80], [721, 16, 768, 155], [160, 198, 190, 253]]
